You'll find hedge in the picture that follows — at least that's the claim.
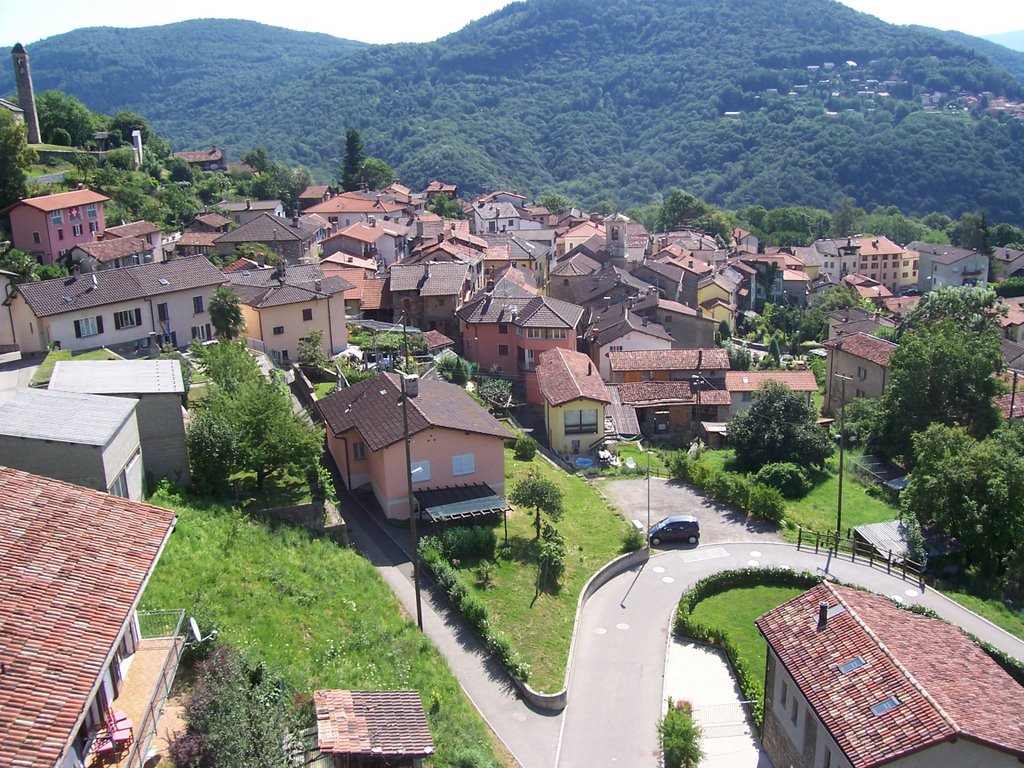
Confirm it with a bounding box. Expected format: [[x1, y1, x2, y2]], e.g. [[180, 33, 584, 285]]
[[418, 539, 531, 681], [672, 567, 823, 728], [667, 452, 786, 524]]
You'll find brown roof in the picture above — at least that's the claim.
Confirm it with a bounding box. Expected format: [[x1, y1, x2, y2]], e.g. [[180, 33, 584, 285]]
[[315, 690, 433, 758], [725, 370, 818, 393], [825, 332, 897, 367], [850, 235, 905, 257], [214, 212, 321, 244], [457, 293, 583, 329], [177, 232, 222, 248], [174, 148, 223, 164], [757, 583, 1024, 767], [103, 220, 160, 239], [15, 256, 226, 317], [389, 263, 469, 297], [615, 380, 731, 407], [305, 192, 406, 216], [192, 212, 232, 229], [73, 235, 148, 263], [360, 278, 388, 311], [536, 348, 611, 406], [422, 329, 454, 350], [608, 348, 730, 372], [317, 373, 512, 450], [5, 188, 108, 214], [880, 295, 920, 317], [226, 264, 351, 309], [0, 466, 176, 768], [299, 184, 331, 200]]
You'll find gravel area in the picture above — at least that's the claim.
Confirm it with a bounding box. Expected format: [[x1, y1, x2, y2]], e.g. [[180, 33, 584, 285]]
[[600, 476, 783, 546]]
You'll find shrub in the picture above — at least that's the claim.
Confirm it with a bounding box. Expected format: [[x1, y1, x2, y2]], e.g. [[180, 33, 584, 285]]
[[513, 435, 537, 461], [429, 526, 497, 561], [622, 525, 646, 552], [50, 127, 72, 146], [747, 483, 786, 523], [659, 698, 704, 768], [538, 524, 567, 587], [755, 462, 812, 499]]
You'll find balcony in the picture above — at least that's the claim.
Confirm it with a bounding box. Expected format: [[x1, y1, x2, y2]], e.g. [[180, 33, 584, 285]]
[[86, 610, 187, 768]]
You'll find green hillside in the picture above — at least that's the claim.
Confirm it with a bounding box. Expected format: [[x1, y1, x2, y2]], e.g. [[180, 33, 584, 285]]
[[917, 26, 1024, 82], [5, 0, 1024, 222]]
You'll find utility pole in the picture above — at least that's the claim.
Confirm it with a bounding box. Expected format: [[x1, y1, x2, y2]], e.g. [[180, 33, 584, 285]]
[[646, 450, 652, 548], [400, 314, 423, 630], [834, 373, 853, 551], [1009, 369, 1019, 427]]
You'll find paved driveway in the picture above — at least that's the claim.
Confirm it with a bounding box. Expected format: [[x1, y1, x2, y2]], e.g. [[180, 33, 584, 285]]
[[600, 476, 783, 545]]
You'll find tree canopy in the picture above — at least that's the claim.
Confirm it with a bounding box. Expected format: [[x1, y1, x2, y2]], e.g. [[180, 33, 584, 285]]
[[509, 472, 564, 540], [340, 128, 365, 192], [0, 110, 36, 210], [209, 286, 245, 340]]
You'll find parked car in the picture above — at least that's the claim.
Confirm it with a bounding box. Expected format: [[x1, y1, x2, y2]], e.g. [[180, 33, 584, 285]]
[[648, 514, 700, 546]]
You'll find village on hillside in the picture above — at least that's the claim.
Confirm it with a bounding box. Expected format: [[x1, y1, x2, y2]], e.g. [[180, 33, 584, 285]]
[[4, 41, 1024, 768]]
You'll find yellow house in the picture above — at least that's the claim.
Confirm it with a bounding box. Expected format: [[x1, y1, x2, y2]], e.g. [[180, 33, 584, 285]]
[[226, 263, 351, 363], [536, 347, 611, 457]]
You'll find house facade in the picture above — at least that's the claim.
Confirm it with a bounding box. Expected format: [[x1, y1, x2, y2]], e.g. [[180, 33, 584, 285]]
[[724, 370, 818, 416], [5, 188, 109, 264], [389, 263, 475, 341], [757, 582, 1024, 768], [8, 256, 226, 353], [536, 347, 611, 456], [824, 332, 897, 415], [586, 305, 675, 380], [322, 219, 407, 267], [0, 465, 182, 768], [319, 373, 511, 519], [910, 241, 989, 292]]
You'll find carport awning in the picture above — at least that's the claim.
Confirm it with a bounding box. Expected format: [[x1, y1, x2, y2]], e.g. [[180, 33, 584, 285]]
[[415, 484, 510, 522]]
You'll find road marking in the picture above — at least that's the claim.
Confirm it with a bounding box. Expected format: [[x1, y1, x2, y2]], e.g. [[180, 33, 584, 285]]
[[662, 576, 676, 584], [750, 550, 762, 558], [905, 588, 920, 597], [594, 627, 607, 635], [616, 623, 630, 631], [512, 712, 527, 722], [653, 566, 666, 573], [680, 547, 730, 563], [890, 595, 903, 603]]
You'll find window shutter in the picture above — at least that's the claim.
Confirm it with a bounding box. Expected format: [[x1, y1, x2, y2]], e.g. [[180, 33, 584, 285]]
[[134, 308, 142, 326], [74, 320, 82, 338], [114, 313, 122, 331], [96, 315, 103, 334], [191, 326, 197, 340], [206, 323, 212, 340]]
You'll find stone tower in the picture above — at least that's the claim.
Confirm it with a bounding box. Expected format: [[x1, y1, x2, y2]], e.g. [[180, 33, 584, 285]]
[[605, 212, 630, 266], [11, 44, 41, 144]]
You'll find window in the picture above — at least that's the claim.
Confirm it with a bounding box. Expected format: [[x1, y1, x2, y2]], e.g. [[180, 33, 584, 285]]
[[57, 229, 64, 241], [857, 366, 867, 380], [822, 749, 832, 768], [193, 295, 204, 313], [73, 315, 102, 338], [410, 460, 430, 482], [664, 315, 672, 323], [108, 470, 129, 499], [273, 326, 285, 335], [51, 210, 63, 226], [742, 391, 752, 402], [32, 231, 40, 244], [191, 324, 210, 341], [86, 203, 97, 219], [839, 656, 865, 674], [302, 308, 313, 321], [780, 681, 788, 706], [353, 442, 366, 461], [89, 221, 98, 233], [113, 308, 142, 330], [790, 698, 799, 725], [609, 345, 623, 352], [550, 328, 566, 339], [527, 327, 543, 339], [498, 344, 509, 356], [72, 224, 84, 237], [157, 303, 169, 323], [452, 453, 475, 476], [498, 323, 509, 335], [870, 696, 901, 716], [564, 408, 599, 434]]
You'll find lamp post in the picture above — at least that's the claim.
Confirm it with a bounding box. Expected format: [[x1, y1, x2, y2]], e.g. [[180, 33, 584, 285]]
[[646, 450, 652, 548], [400, 313, 424, 630], [834, 373, 853, 551]]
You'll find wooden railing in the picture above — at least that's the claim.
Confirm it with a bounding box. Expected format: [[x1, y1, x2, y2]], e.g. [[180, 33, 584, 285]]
[[795, 527, 926, 588]]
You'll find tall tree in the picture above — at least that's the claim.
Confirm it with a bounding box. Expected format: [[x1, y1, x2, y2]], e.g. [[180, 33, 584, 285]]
[[35, 90, 95, 146], [0, 109, 36, 210], [358, 157, 395, 191], [509, 472, 564, 539], [830, 194, 864, 238], [208, 286, 245, 340], [899, 285, 1005, 337], [536, 192, 573, 215], [340, 128, 365, 192]]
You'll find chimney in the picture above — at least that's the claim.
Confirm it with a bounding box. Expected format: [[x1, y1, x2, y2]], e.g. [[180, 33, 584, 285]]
[[697, 349, 703, 369], [818, 601, 829, 630], [246, 200, 252, 210], [314, 278, 322, 292], [292, 211, 299, 228], [642, 316, 648, 326], [588, 362, 593, 376], [90, 273, 98, 290], [603, 296, 611, 309], [627, 297, 634, 309]]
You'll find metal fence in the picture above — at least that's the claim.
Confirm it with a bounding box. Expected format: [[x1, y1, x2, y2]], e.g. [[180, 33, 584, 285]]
[[795, 527, 926, 588], [691, 701, 758, 739]]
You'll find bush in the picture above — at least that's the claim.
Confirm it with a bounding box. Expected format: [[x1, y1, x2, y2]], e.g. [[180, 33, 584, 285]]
[[747, 483, 786, 523], [538, 524, 567, 587], [755, 462, 812, 499], [659, 698, 704, 768], [513, 435, 537, 461], [425, 526, 497, 561], [50, 127, 72, 146], [622, 525, 646, 552], [668, 451, 786, 525]]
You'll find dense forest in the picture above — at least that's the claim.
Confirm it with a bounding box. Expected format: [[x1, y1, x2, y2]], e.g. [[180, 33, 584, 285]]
[[4, 0, 1024, 223]]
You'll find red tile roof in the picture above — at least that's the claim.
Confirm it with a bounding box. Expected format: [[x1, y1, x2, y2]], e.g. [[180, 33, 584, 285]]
[[103, 220, 159, 239], [757, 583, 1024, 767], [73, 235, 148, 263], [536, 348, 611, 406], [615, 381, 731, 407], [825, 332, 897, 367], [174, 148, 223, 164], [314, 690, 434, 758], [422, 330, 454, 350], [0, 466, 176, 767], [6, 188, 108, 213], [608, 348, 730, 372], [178, 232, 221, 251], [725, 370, 819, 393]]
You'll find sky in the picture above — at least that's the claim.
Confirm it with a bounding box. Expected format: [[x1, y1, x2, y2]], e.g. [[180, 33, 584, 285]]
[[1, 0, 1023, 49]]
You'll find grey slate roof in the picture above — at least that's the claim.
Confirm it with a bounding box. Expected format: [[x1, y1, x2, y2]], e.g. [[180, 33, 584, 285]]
[[389, 263, 470, 297], [587, 303, 674, 347], [456, 293, 583, 329], [317, 373, 512, 450], [214, 213, 322, 244], [907, 241, 979, 264], [49, 359, 184, 395], [550, 252, 601, 277], [15, 256, 226, 318], [0, 389, 137, 446], [226, 264, 352, 309]]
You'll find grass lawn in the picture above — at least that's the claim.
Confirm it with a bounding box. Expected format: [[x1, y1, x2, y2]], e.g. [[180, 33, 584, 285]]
[[939, 589, 1024, 642], [444, 448, 634, 692], [699, 448, 897, 538], [313, 381, 337, 399], [29, 347, 123, 387], [232, 468, 313, 510], [688, 585, 805, 701], [141, 488, 508, 767], [613, 442, 669, 476]]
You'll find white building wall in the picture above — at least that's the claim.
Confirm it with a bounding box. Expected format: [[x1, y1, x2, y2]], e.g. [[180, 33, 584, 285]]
[[596, 331, 673, 380]]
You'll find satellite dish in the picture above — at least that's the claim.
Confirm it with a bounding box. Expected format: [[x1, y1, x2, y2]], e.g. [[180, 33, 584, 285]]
[[188, 617, 218, 645]]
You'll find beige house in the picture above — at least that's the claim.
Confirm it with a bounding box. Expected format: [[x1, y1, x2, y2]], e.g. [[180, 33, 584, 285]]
[[757, 582, 1024, 768], [724, 370, 818, 416], [536, 347, 612, 456], [824, 332, 897, 415], [910, 241, 989, 292], [48, 359, 191, 486], [0, 388, 144, 499], [226, 263, 351, 363]]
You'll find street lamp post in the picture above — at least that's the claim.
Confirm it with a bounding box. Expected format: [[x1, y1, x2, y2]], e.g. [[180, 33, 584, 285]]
[[400, 314, 424, 630], [834, 373, 853, 551], [646, 450, 652, 548]]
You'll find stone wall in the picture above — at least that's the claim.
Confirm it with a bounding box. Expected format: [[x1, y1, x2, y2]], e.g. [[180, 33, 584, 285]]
[[258, 500, 348, 546]]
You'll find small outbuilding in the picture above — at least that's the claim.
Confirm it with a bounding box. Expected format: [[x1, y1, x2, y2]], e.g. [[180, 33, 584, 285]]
[[313, 689, 434, 767]]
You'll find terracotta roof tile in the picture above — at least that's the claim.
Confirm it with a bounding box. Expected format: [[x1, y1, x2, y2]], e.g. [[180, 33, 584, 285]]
[[317, 373, 511, 450], [175, 148, 222, 164], [177, 232, 222, 248], [73, 235, 149, 263], [608, 348, 730, 372], [615, 381, 731, 407], [725, 370, 818, 393], [536, 348, 611, 406], [757, 583, 1024, 766], [422, 330, 454, 350], [825, 332, 897, 367], [192, 212, 232, 229], [103, 220, 160, 239], [5, 188, 108, 214], [0, 467, 176, 768], [315, 690, 433, 758]]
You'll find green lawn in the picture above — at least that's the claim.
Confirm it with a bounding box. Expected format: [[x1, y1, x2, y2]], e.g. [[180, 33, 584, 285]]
[[688, 585, 805, 701], [313, 381, 337, 399], [699, 448, 897, 538], [614, 442, 669, 476], [141, 488, 506, 767], [445, 448, 634, 692], [939, 589, 1024, 642], [30, 347, 123, 387]]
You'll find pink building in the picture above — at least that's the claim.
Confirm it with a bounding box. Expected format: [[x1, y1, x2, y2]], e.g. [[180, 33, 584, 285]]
[[4, 188, 109, 264], [318, 373, 512, 520], [457, 289, 584, 403]]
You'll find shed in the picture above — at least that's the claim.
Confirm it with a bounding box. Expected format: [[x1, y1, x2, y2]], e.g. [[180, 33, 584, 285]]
[[314, 690, 434, 767]]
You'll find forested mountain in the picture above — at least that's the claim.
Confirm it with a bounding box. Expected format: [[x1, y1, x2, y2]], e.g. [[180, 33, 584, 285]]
[[917, 27, 1024, 83], [4, 0, 1024, 223]]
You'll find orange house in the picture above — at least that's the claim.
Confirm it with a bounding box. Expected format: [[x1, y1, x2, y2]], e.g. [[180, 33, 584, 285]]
[[318, 373, 512, 520]]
